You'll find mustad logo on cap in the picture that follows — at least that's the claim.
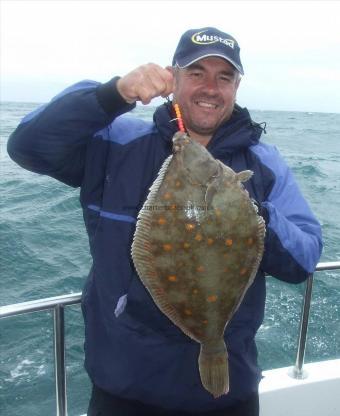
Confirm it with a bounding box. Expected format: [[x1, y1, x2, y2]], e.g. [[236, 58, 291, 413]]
[[191, 30, 235, 48]]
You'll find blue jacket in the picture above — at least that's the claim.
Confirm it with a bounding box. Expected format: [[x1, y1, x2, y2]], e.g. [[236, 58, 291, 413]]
[[7, 78, 323, 412]]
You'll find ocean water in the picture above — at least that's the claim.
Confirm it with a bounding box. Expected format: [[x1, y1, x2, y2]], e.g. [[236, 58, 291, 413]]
[[0, 101, 339, 416]]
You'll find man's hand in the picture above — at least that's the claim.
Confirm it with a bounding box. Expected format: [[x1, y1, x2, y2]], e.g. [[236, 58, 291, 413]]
[[116, 63, 174, 105]]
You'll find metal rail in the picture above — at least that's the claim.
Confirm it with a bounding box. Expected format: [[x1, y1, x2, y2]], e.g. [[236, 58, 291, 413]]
[[291, 260, 340, 379], [0, 261, 339, 415], [0, 293, 81, 416]]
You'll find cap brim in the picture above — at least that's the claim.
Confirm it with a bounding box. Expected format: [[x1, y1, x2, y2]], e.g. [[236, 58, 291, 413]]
[[175, 53, 244, 75]]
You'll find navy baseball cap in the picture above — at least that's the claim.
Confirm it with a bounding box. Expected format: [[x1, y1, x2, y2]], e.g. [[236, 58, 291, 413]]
[[172, 27, 244, 75]]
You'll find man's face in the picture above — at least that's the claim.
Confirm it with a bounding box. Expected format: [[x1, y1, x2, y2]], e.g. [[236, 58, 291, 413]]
[[172, 57, 241, 140]]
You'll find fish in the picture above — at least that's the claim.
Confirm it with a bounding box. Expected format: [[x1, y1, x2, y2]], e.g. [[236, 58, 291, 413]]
[[131, 131, 265, 398]]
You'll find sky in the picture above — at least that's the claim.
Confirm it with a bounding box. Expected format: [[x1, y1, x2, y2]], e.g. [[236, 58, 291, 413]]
[[1, 0, 340, 113]]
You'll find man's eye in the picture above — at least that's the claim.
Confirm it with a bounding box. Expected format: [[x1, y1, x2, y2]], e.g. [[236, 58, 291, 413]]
[[220, 76, 232, 82], [190, 72, 202, 78]]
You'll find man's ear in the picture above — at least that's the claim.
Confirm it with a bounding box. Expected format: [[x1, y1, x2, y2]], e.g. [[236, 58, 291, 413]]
[[235, 75, 242, 90]]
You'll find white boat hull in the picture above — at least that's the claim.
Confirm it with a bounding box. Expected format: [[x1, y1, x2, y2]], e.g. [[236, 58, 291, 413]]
[[259, 359, 340, 415]]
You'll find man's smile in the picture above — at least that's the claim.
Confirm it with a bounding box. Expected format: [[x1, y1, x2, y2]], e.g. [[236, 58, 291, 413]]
[[195, 101, 219, 109]]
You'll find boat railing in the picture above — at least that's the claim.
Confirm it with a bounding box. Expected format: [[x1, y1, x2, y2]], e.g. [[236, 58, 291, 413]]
[[1, 261, 340, 416], [0, 292, 81, 416]]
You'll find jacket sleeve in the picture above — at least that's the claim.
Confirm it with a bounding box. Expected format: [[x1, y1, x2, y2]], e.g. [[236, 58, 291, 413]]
[[256, 144, 323, 283], [7, 77, 135, 187]]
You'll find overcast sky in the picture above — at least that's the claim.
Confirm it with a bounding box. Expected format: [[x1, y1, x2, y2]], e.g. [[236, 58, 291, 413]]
[[1, 0, 340, 113]]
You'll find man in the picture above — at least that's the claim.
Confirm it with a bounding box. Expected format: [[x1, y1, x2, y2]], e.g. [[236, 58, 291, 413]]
[[7, 27, 322, 415]]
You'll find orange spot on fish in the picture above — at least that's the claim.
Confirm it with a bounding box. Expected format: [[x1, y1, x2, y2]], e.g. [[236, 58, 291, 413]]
[[225, 239, 233, 246], [157, 217, 167, 225], [202, 319, 208, 325], [207, 238, 214, 245], [223, 267, 229, 273], [168, 275, 177, 282], [175, 180, 182, 188], [163, 244, 173, 252], [192, 288, 198, 295], [170, 204, 177, 210], [247, 237, 254, 245], [240, 268, 248, 275], [207, 295, 218, 303], [195, 233, 203, 242], [196, 265, 205, 273], [215, 208, 222, 217], [185, 223, 195, 231], [183, 242, 191, 249], [184, 309, 192, 316], [163, 192, 172, 200]]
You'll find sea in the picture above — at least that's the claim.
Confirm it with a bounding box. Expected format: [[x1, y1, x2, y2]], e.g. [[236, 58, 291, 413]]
[[0, 101, 339, 416]]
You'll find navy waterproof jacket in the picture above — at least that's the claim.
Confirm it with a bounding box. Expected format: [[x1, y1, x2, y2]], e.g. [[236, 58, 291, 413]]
[[7, 78, 323, 412]]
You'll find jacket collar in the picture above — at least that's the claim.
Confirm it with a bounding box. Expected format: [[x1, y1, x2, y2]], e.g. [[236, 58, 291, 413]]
[[153, 102, 264, 157]]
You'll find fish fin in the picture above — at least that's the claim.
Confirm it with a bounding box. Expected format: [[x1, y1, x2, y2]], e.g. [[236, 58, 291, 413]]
[[132, 155, 173, 279], [205, 183, 218, 209], [146, 155, 173, 199], [205, 164, 224, 209], [237, 170, 253, 183], [198, 341, 229, 398], [132, 154, 186, 328]]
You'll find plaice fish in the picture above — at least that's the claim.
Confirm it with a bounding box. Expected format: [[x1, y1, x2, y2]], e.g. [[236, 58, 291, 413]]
[[131, 131, 265, 398]]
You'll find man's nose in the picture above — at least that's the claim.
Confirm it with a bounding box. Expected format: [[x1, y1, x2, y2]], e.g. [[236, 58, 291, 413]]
[[202, 76, 219, 93]]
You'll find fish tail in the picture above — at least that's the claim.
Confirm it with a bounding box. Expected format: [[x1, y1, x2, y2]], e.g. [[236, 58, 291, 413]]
[[198, 340, 229, 398]]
